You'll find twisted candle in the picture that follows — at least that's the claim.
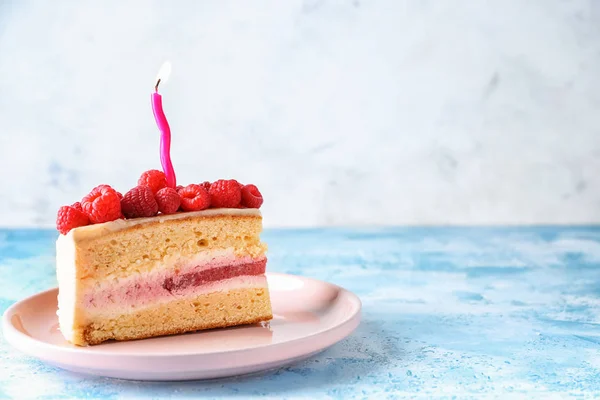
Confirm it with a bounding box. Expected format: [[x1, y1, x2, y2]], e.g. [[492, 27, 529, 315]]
[[151, 63, 176, 188]]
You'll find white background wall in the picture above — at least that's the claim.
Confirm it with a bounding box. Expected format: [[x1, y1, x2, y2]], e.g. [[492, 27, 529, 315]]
[[0, 0, 599, 227]]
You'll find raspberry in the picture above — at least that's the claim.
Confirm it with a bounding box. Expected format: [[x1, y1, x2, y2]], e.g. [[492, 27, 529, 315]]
[[95, 184, 121, 199], [155, 187, 180, 215], [179, 184, 211, 211], [121, 186, 159, 218], [71, 202, 83, 212], [209, 179, 241, 208], [200, 181, 211, 192], [81, 185, 122, 223], [176, 185, 184, 192], [94, 186, 122, 201], [138, 169, 167, 194], [241, 184, 264, 209], [56, 205, 90, 234]]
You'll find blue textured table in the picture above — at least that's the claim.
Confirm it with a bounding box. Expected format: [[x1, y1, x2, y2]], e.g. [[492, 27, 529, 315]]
[[1, 227, 599, 399]]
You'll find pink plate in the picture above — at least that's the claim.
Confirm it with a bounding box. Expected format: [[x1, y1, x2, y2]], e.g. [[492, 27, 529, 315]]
[[2, 273, 361, 381]]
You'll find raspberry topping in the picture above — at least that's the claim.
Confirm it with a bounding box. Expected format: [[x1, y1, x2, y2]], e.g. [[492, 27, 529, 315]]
[[121, 186, 159, 218], [81, 185, 122, 224], [241, 184, 264, 209], [155, 187, 181, 215], [209, 179, 241, 208], [59, 173, 263, 232], [179, 184, 211, 211], [56, 205, 90, 235], [138, 169, 168, 194]]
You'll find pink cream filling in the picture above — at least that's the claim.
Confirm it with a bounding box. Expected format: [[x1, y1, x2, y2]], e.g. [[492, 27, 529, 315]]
[[83, 256, 267, 312]]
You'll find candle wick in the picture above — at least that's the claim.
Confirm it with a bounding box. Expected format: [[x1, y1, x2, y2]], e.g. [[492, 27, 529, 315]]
[[155, 78, 161, 92]]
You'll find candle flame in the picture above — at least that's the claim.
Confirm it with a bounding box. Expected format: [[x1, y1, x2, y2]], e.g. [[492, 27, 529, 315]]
[[154, 61, 172, 91]]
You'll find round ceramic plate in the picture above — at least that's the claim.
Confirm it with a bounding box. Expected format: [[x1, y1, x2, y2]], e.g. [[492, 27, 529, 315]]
[[2, 273, 361, 381]]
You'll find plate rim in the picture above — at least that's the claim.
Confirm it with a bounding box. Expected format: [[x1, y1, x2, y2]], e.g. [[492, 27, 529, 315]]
[[2, 272, 362, 358]]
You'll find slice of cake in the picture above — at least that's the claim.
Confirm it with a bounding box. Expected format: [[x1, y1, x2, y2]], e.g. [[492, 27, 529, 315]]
[[55, 175, 271, 346]]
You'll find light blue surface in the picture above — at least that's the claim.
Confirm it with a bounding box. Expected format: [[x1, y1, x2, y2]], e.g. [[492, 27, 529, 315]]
[[1, 227, 599, 399]]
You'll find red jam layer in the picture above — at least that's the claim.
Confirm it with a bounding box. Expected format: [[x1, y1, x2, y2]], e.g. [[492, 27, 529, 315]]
[[162, 259, 267, 293]]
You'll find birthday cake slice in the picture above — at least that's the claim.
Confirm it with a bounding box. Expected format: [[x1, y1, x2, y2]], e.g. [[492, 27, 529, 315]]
[[55, 173, 272, 346]]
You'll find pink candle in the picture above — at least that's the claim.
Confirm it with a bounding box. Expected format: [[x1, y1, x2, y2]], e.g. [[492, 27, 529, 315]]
[[151, 62, 176, 188]]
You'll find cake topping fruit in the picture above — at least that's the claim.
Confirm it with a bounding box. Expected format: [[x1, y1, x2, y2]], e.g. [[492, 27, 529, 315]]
[[209, 179, 242, 208], [138, 169, 168, 194], [121, 186, 159, 218], [56, 175, 264, 234], [81, 185, 122, 224], [179, 184, 211, 211], [155, 187, 181, 215], [56, 205, 90, 235], [241, 184, 264, 209]]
